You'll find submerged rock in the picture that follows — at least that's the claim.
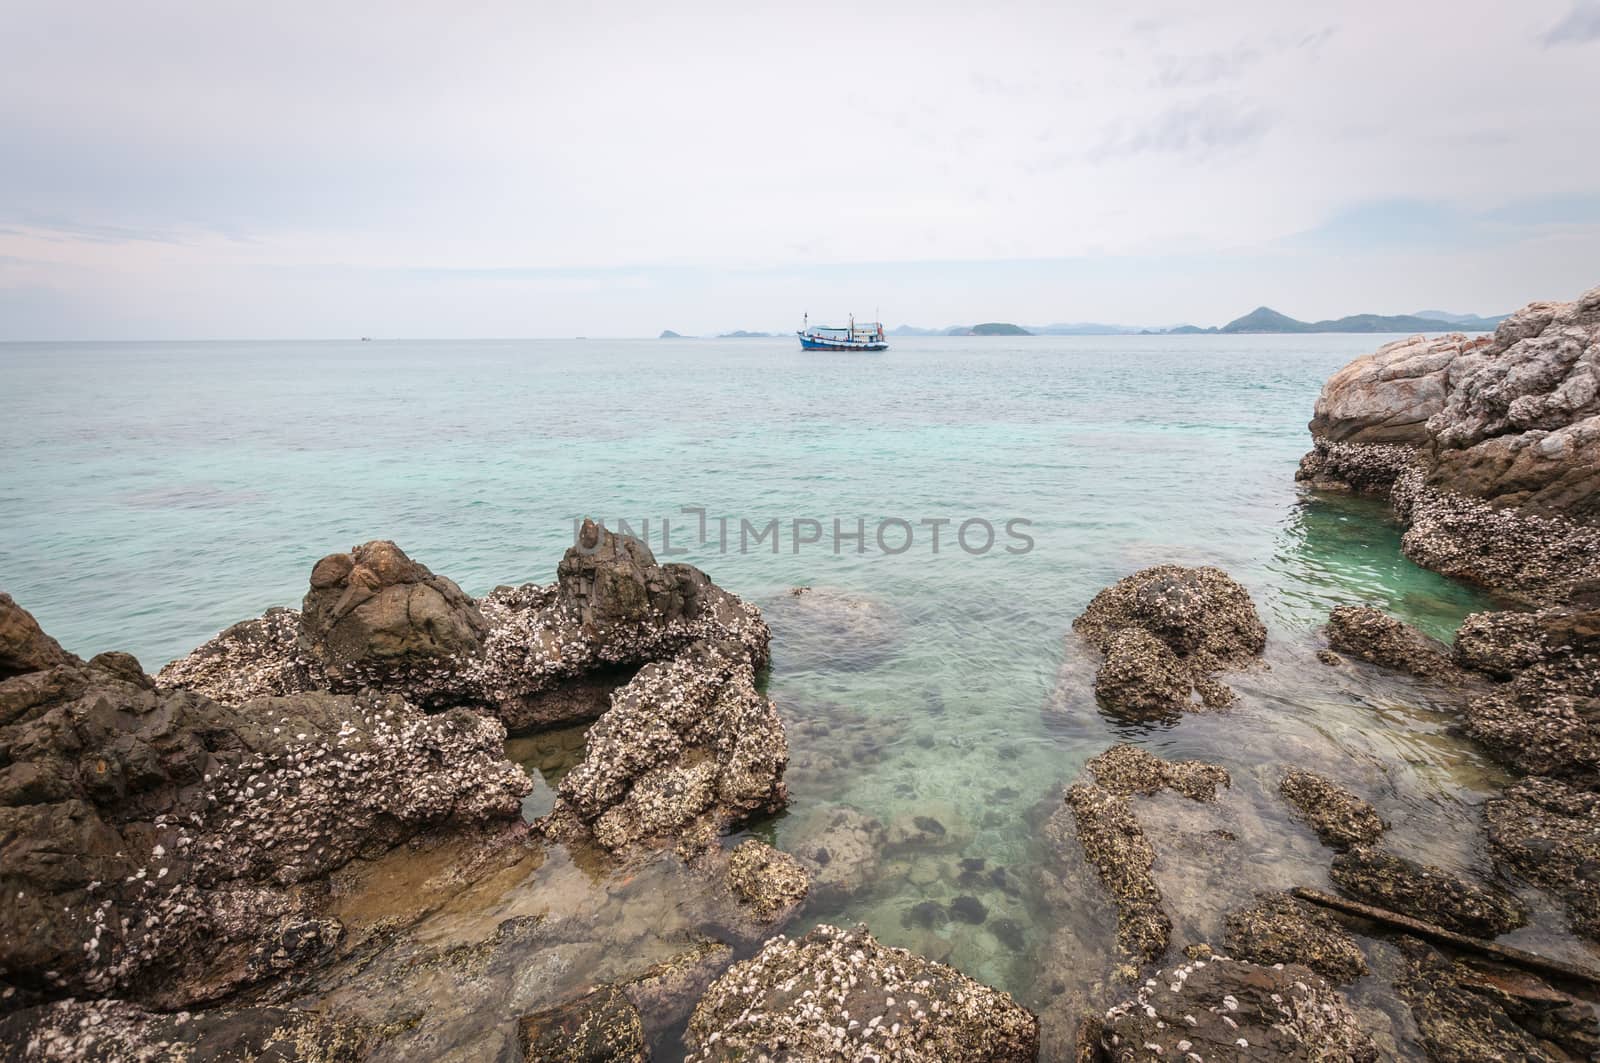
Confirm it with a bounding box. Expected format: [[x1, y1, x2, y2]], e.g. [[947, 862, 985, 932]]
[[723, 839, 808, 921], [1085, 743, 1231, 803], [0, 998, 370, 1062], [545, 638, 787, 852], [684, 923, 1039, 1061], [1278, 768, 1387, 851], [1394, 936, 1600, 1063], [1090, 954, 1378, 1061], [1485, 776, 1600, 940], [1328, 847, 1527, 938], [1222, 892, 1368, 985], [1324, 604, 1461, 681], [763, 585, 899, 671], [516, 985, 646, 1063], [0, 596, 531, 1006], [1072, 565, 1267, 715], [1065, 782, 1170, 963], [788, 803, 889, 904]]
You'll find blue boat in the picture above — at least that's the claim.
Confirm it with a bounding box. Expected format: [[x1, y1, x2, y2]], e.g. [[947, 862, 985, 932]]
[[797, 313, 887, 351]]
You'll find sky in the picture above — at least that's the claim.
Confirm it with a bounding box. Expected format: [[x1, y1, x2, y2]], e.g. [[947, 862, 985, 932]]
[[1, 0, 1597, 339]]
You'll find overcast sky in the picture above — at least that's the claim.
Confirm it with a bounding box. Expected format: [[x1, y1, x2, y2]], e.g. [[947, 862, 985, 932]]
[[2, 0, 1597, 339]]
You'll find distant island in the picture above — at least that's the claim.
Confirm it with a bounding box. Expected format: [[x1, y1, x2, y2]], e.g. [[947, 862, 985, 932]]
[[718, 330, 778, 338], [891, 323, 1031, 337], [659, 330, 684, 339]]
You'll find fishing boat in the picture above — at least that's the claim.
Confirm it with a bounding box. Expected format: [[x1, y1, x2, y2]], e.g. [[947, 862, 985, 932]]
[[797, 313, 887, 351]]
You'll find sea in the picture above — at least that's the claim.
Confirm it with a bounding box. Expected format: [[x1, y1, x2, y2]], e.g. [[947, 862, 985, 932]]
[[2, 334, 1536, 1055]]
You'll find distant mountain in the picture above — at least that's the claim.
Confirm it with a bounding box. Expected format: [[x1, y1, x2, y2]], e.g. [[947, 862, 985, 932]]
[[717, 330, 777, 338], [658, 329, 684, 339], [1168, 306, 1507, 335], [948, 322, 1031, 336], [889, 324, 944, 336], [1412, 310, 1509, 329], [1220, 307, 1310, 333]]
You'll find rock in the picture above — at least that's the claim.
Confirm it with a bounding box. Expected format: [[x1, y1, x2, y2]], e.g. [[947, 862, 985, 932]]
[[545, 639, 787, 852], [1395, 936, 1600, 1063], [1328, 847, 1527, 937], [1093, 954, 1378, 1061], [1308, 332, 1490, 446], [788, 804, 888, 904], [0, 998, 370, 1061], [0, 592, 74, 679], [161, 525, 773, 735], [1462, 655, 1600, 785], [299, 540, 489, 698], [0, 597, 531, 1005], [1073, 565, 1267, 714], [1065, 782, 1169, 963], [516, 985, 646, 1063], [683, 923, 1039, 1062], [1485, 776, 1600, 940], [1299, 286, 1600, 606], [763, 586, 899, 671], [1453, 610, 1558, 679], [949, 895, 988, 924], [1222, 892, 1368, 984], [1085, 743, 1231, 803], [1278, 769, 1387, 851], [1324, 605, 1460, 681], [723, 839, 808, 921], [619, 939, 735, 1034]]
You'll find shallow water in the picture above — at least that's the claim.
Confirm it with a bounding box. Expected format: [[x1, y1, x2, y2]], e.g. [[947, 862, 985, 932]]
[[5, 334, 1551, 1055]]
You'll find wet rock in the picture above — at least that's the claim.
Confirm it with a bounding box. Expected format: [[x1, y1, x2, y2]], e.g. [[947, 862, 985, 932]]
[[1453, 609, 1560, 679], [298, 539, 489, 698], [545, 639, 787, 853], [1065, 782, 1170, 963], [1278, 768, 1387, 851], [1328, 847, 1527, 937], [904, 900, 949, 930], [1325, 604, 1460, 681], [1222, 892, 1368, 984], [0, 998, 369, 1061], [1093, 954, 1378, 1061], [684, 923, 1039, 1062], [1073, 565, 1267, 714], [1462, 656, 1600, 785], [0, 597, 532, 1005], [516, 985, 646, 1063], [1295, 439, 1418, 496], [788, 804, 888, 904], [723, 839, 808, 921], [1086, 743, 1231, 803], [620, 939, 735, 1035], [1394, 936, 1600, 1063], [1485, 776, 1600, 940]]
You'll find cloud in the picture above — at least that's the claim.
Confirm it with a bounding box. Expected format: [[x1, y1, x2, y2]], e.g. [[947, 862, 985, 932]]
[[1096, 97, 1273, 158], [1541, 1, 1600, 45]]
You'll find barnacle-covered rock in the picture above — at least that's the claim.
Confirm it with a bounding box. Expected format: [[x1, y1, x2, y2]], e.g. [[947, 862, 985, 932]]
[[684, 923, 1039, 1061], [1278, 768, 1387, 852], [1486, 776, 1600, 940], [1085, 743, 1231, 803], [723, 839, 808, 922], [1324, 605, 1460, 681], [0, 596, 531, 1006], [1072, 565, 1266, 715], [1222, 892, 1368, 984], [1328, 847, 1526, 938], [1065, 782, 1170, 963], [545, 639, 787, 852], [516, 985, 646, 1063], [1091, 954, 1378, 1061]]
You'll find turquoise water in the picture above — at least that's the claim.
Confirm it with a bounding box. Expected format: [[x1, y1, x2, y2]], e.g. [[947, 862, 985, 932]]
[[1, 336, 1500, 1038]]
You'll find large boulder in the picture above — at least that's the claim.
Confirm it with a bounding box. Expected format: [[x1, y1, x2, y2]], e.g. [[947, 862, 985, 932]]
[[298, 539, 488, 697], [1088, 954, 1378, 1061], [683, 923, 1039, 1061], [1072, 565, 1266, 716], [0, 596, 530, 1006], [1299, 286, 1600, 605], [545, 639, 788, 852]]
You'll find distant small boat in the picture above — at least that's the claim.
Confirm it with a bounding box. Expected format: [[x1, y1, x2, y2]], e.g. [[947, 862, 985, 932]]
[[798, 313, 887, 352]]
